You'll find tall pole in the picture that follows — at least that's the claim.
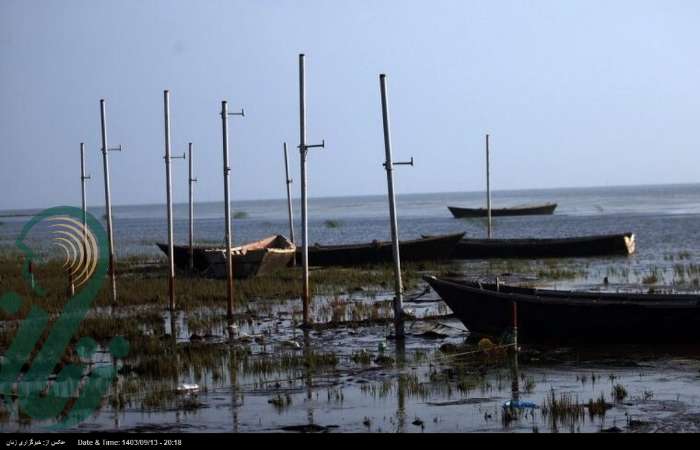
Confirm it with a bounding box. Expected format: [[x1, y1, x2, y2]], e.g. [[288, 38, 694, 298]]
[[299, 54, 309, 327], [79, 143, 90, 248], [163, 90, 176, 313], [486, 133, 492, 239], [221, 100, 244, 329], [188, 142, 196, 271], [380, 73, 413, 339], [298, 53, 325, 328], [99, 99, 118, 305], [283, 142, 295, 245]]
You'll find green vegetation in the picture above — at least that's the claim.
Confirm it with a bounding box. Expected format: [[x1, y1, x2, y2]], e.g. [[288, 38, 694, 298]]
[[541, 390, 585, 427], [0, 253, 458, 318], [0, 243, 686, 428], [523, 375, 536, 393], [642, 270, 660, 285], [586, 393, 610, 417], [612, 383, 628, 402], [268, 393, 292, 412]]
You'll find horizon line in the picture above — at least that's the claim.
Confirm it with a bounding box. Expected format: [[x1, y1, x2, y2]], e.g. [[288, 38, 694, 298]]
[[2, 180, 699, 214]]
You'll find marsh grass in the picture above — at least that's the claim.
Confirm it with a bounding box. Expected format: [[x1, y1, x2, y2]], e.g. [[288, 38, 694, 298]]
[[268, 393, 292, 411], [351, 350, 372, 365], [541, 390, 585, 428], [141, 385, 179, 410], [479, 258, 587, 282], [642, 271, 660, 285], [0, 248, 582, 426], [611, 384, 628, 402], [523, 375, 536, 394], [586, 393, 610, 417], [0, 247, 630, 426], [0, 253, 456, 322]]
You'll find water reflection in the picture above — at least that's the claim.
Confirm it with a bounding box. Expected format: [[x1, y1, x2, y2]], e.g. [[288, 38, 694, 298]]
[[303, 329, 314, 428], [395, 339, 406, 432]]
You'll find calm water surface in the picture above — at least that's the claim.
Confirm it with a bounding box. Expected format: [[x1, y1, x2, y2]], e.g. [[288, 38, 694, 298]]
[[3, 183, 700, 262]]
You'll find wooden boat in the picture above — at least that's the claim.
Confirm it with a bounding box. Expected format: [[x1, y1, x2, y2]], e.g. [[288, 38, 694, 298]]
[[447, 203, 557, 218], [156, 243, 211, 271], [422, 232, 635, 259], [298, 233, 465, 267], [424, 276, 700, 344], [156, 235, 295, 278]]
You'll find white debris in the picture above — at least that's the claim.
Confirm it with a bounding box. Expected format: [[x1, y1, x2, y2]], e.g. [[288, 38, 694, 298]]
[[402, 307, 417, 319], [281, 340, 302, 349], [177, 383, 199, 393]]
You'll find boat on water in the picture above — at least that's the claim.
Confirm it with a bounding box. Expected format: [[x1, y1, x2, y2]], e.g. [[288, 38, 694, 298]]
[[422, 232, 635, 259], [156, 235, 295, 278], [298, 232, 465, 267], [447, 203, 557, 218], [424, 276, 700, 344]]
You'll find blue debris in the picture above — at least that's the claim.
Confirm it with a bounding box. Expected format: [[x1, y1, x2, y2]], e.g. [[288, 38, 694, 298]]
[[503, 399, 538, 409]]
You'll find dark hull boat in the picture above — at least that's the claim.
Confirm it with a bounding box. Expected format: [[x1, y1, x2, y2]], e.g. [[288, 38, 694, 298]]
[[156, 235, 295, 278], [155, 243, 211, 271], [299, 233, 465, 267], [434, 232, 635, 259], [447, 203, 557, 218], [424, 276, 700, 344]]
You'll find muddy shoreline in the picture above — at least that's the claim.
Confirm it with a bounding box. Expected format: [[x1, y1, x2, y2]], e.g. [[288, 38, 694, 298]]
[[1, 254, 700, 433]]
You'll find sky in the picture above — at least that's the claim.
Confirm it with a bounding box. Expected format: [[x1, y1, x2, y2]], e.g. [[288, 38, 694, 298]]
[[1, 0, 699, 211]]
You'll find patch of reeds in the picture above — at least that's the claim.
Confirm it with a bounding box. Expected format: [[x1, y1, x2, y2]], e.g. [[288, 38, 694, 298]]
[[523, 376, 536, 394], [611, 384, 628, 402], [586, 393, 611, 418], [268, 393, 292, 412], [541, 390, 585, 427], [351, 350, 372, 365], [642, 271, 660, 285]]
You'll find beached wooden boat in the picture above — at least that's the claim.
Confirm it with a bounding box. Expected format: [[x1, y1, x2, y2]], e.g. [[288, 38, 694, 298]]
[[156, 235, 295, 278], [422, 232, 635, 259], [447, 203, 557, 218], [298, 233, 465, 267], [156, 243, 211, 271], [424, 276, 700, 344]]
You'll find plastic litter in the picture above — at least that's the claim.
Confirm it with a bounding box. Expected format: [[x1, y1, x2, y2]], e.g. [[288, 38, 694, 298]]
[[281, 340, 302, 349], [177, 383, 199, 393], [402, 307, 416, 319], [237, 332, 264, 343], [502, 399, 538, 409]]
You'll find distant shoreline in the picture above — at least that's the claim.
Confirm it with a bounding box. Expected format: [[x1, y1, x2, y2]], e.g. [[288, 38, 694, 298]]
[[0, 212, 35, 218], [1, 181, 699, 216]]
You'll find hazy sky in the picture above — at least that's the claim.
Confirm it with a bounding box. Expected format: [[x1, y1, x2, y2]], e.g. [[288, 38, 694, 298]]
[[1, 0, 699, 210]]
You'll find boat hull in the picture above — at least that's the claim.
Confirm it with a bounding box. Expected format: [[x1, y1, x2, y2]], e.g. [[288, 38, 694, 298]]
[[447, 203, 557, 218], [299, 233, 465, 267], [155, 243, 210, 271], [450, 233, 635, 259], [156, 236, 295, 279], [202, 247, 294, 279], [425, 276, 700, 344]]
